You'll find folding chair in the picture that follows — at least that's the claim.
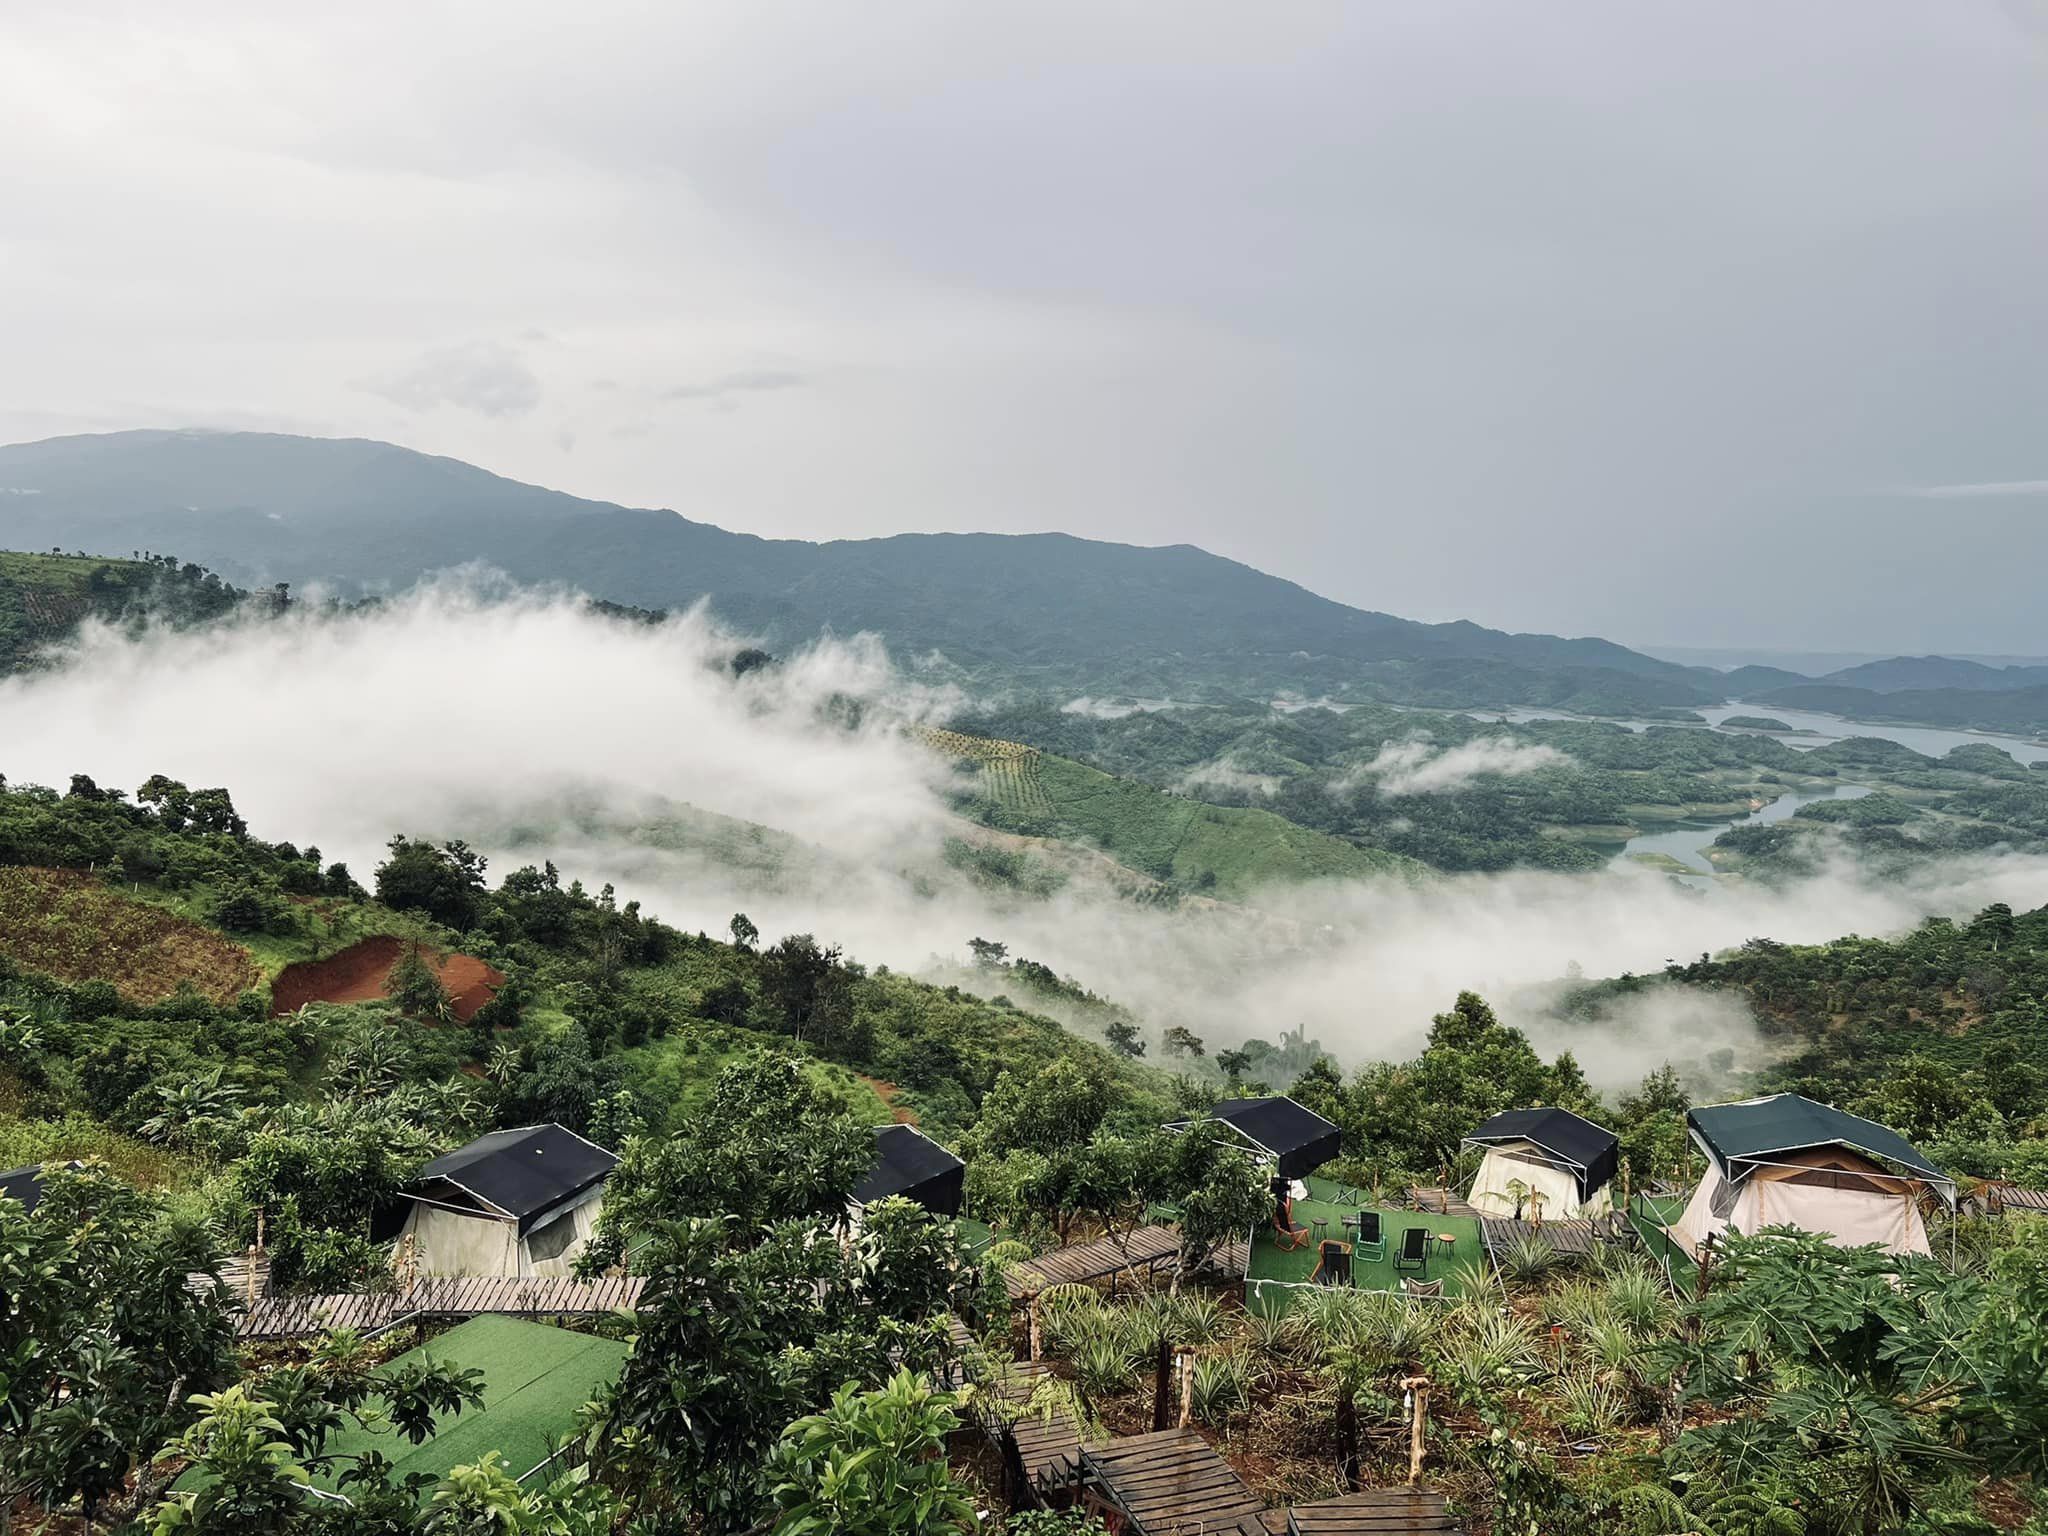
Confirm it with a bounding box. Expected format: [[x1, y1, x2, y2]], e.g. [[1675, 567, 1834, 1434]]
[[1352, 1209, 1386, 1266], [1402, 1277, 1444, 1299], [1312, 1240, 1353, 1287], [1273, 1197, 1314, 1252], [1393, 1224, 1429, 1275]]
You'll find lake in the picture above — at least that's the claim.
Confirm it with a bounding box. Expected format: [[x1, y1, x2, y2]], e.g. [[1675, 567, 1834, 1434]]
[[1612, 782, 1873, 889], [1467, 701, 2048, 767]]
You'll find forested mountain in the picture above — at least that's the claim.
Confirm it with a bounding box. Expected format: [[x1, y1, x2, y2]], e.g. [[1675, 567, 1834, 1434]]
[[1817, 655, 2048, 694], [1752, 680, 2048, 736], [0, 430, 1716, 708]]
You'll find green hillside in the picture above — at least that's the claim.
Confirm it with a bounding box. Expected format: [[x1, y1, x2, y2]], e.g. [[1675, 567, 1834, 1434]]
[[0, 549, 245, 673], [957, 741, 1420, 895]]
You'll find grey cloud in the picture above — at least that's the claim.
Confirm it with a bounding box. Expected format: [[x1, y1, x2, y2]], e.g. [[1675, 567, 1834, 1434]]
[[358, 342, 543, 418], [1909, 480, 2048, 500], [663, 369, 808, 406]]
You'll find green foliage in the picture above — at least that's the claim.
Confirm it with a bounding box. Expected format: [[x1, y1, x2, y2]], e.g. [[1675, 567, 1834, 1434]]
[[593, 1051, 873, 1257], [1, 1165, 238, 1521]]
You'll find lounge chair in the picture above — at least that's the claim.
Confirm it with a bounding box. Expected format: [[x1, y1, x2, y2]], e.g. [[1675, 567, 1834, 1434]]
[[1393, 1224, 1429, 1275], [1312, 1240, 1353, 1287], [1352, 1209, 1386, 1265], [1273, 1198, 1314, 1252]]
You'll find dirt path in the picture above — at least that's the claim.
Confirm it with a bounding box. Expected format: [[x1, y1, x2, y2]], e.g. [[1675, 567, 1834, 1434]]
[[271, 936, 503, 1021], [860, 1074, 919, 1126]]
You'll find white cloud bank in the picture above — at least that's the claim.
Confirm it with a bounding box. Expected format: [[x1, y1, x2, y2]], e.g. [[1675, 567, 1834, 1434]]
[[1355, 736, 1571, 796], [7, 589, 2048, 1091]]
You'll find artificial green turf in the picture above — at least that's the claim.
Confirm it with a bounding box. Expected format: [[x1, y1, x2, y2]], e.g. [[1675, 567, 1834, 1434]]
[[1244, 1176, 1483, 1314], [1626, 1193, 1696, 1294], [310, 1317, 628, 1488]]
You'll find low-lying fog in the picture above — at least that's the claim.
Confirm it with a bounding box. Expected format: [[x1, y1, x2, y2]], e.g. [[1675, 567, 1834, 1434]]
[[8, 584, 2048, 1091]]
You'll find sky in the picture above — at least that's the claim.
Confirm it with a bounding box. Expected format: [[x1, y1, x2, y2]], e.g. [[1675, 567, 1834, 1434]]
[[3, 2, 2046, 652]]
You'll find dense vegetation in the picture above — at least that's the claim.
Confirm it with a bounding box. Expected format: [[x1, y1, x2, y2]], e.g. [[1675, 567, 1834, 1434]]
[[0, 549, 257, 673], [9, 754, 2048, 1530]]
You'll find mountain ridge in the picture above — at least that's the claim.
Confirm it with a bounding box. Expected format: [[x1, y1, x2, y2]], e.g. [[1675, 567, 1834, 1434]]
[[0, 429, 1712, 706]]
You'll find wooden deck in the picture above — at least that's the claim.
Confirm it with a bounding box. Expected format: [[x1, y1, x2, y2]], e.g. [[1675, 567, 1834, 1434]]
[[1478, 1211, 1634, 1263], [1005, 1223, 1181, 1300], [1080, 1427, 1266, 1536], [1285, 1489, 1463, 1533], [1405, 1187, 1480, 1220], [237, 1275, 645, 1339]]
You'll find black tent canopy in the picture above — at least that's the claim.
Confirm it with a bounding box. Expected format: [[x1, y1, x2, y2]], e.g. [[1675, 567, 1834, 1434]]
[[406, 1123, 618, 1234], [852, 1124, 965, 1217], [1463, 1107, 1619, 1202], [1, 1163, 51, 1215], [1171, 1096, 1343, 1181]]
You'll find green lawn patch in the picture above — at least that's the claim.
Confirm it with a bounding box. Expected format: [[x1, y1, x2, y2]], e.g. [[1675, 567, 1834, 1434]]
[[1244, 1176, 1483, 1314], [309, 1317, 627, 1488]]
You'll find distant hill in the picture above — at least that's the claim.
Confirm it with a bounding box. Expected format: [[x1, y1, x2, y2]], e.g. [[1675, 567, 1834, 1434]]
[[0, 430, 1717, 708], [1815, 655, 2048, 694], [1755, 681, 2048, 737]]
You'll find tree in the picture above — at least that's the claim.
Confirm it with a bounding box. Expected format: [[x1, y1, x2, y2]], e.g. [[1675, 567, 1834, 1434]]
[[764, 1372, 974, 1536], [758, 934, 856, 1051], [730, 912, 760, 952], [966, 937, 1008, 969], [595, 1213, 966, 1532], [1161, 1026, 1205, 1059], [138, 1067, 245, 1148], [1160, 1120, 1271, 1281], [388, 944, 453, 1020], [1, 1167, 237, 1528], [374, 837, 488, 930], [592, 1052, 872, 1251], [1103, 1019, 1146, 1058]]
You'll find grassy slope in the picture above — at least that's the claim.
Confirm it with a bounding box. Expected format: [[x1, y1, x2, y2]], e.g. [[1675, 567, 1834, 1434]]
[[1031, 752, 1419, 896]]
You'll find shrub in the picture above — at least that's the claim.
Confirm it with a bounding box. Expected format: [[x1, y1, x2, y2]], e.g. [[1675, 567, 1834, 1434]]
[[1188, 1351, 1253, 1427]]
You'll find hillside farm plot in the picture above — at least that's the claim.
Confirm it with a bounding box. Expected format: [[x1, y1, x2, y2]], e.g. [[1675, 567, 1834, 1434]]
[[270, 935, 503, 1020], [914, 725, 1058, 820], [0, 867, 261, 1002]]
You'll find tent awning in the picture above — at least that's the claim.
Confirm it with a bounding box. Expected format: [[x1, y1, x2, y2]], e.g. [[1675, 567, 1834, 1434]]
[[1687, 1094, 1955, 1206]]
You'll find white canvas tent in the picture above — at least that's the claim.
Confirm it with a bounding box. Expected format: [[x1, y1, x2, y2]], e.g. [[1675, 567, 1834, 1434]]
[[394, 1123, 617, 1278], [1668, 1094, 1953, 1261], [1462, 1107, 1618, 1220]]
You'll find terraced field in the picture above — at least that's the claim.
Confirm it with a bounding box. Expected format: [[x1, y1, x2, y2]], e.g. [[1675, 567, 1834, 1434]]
[[0, 867, 262, 1002]]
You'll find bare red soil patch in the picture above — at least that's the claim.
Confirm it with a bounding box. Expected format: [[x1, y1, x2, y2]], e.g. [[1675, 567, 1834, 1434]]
[[270, 936, 503, 1021]]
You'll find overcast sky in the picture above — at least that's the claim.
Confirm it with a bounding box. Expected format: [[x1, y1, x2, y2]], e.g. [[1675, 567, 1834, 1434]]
[[4, 2, 2046, 653]]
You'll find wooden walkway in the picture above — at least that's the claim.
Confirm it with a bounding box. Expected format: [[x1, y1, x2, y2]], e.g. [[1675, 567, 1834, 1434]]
[[1004, 1223, 1180, 1300], [1282, 1488, 1463, 1533], [1478, 1212, 1634, 1263], [237, 1275, 645, 1339], [1079, 1427, 1266, 1536], [1405, 1187, 1480, 1220]]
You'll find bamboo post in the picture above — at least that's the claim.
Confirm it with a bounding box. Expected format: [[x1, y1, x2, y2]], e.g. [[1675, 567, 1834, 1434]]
[[1152, 1337, 1173, 1431], [1177, 1347, 1195, 1428], [1400, 1375, 1430, 1485], [1028, 1294, 1042, 1361]]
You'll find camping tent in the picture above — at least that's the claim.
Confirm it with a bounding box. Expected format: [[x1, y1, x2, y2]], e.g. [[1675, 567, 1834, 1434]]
[[1168, 1096, 1343, 1181], [0, 1163, 52, 1215], [394, 1124, 617, 1278], [1669, 1094, 1954, 1260], [1462, 1107, 1618, 1220], [851, 1124, 966, 1218]]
